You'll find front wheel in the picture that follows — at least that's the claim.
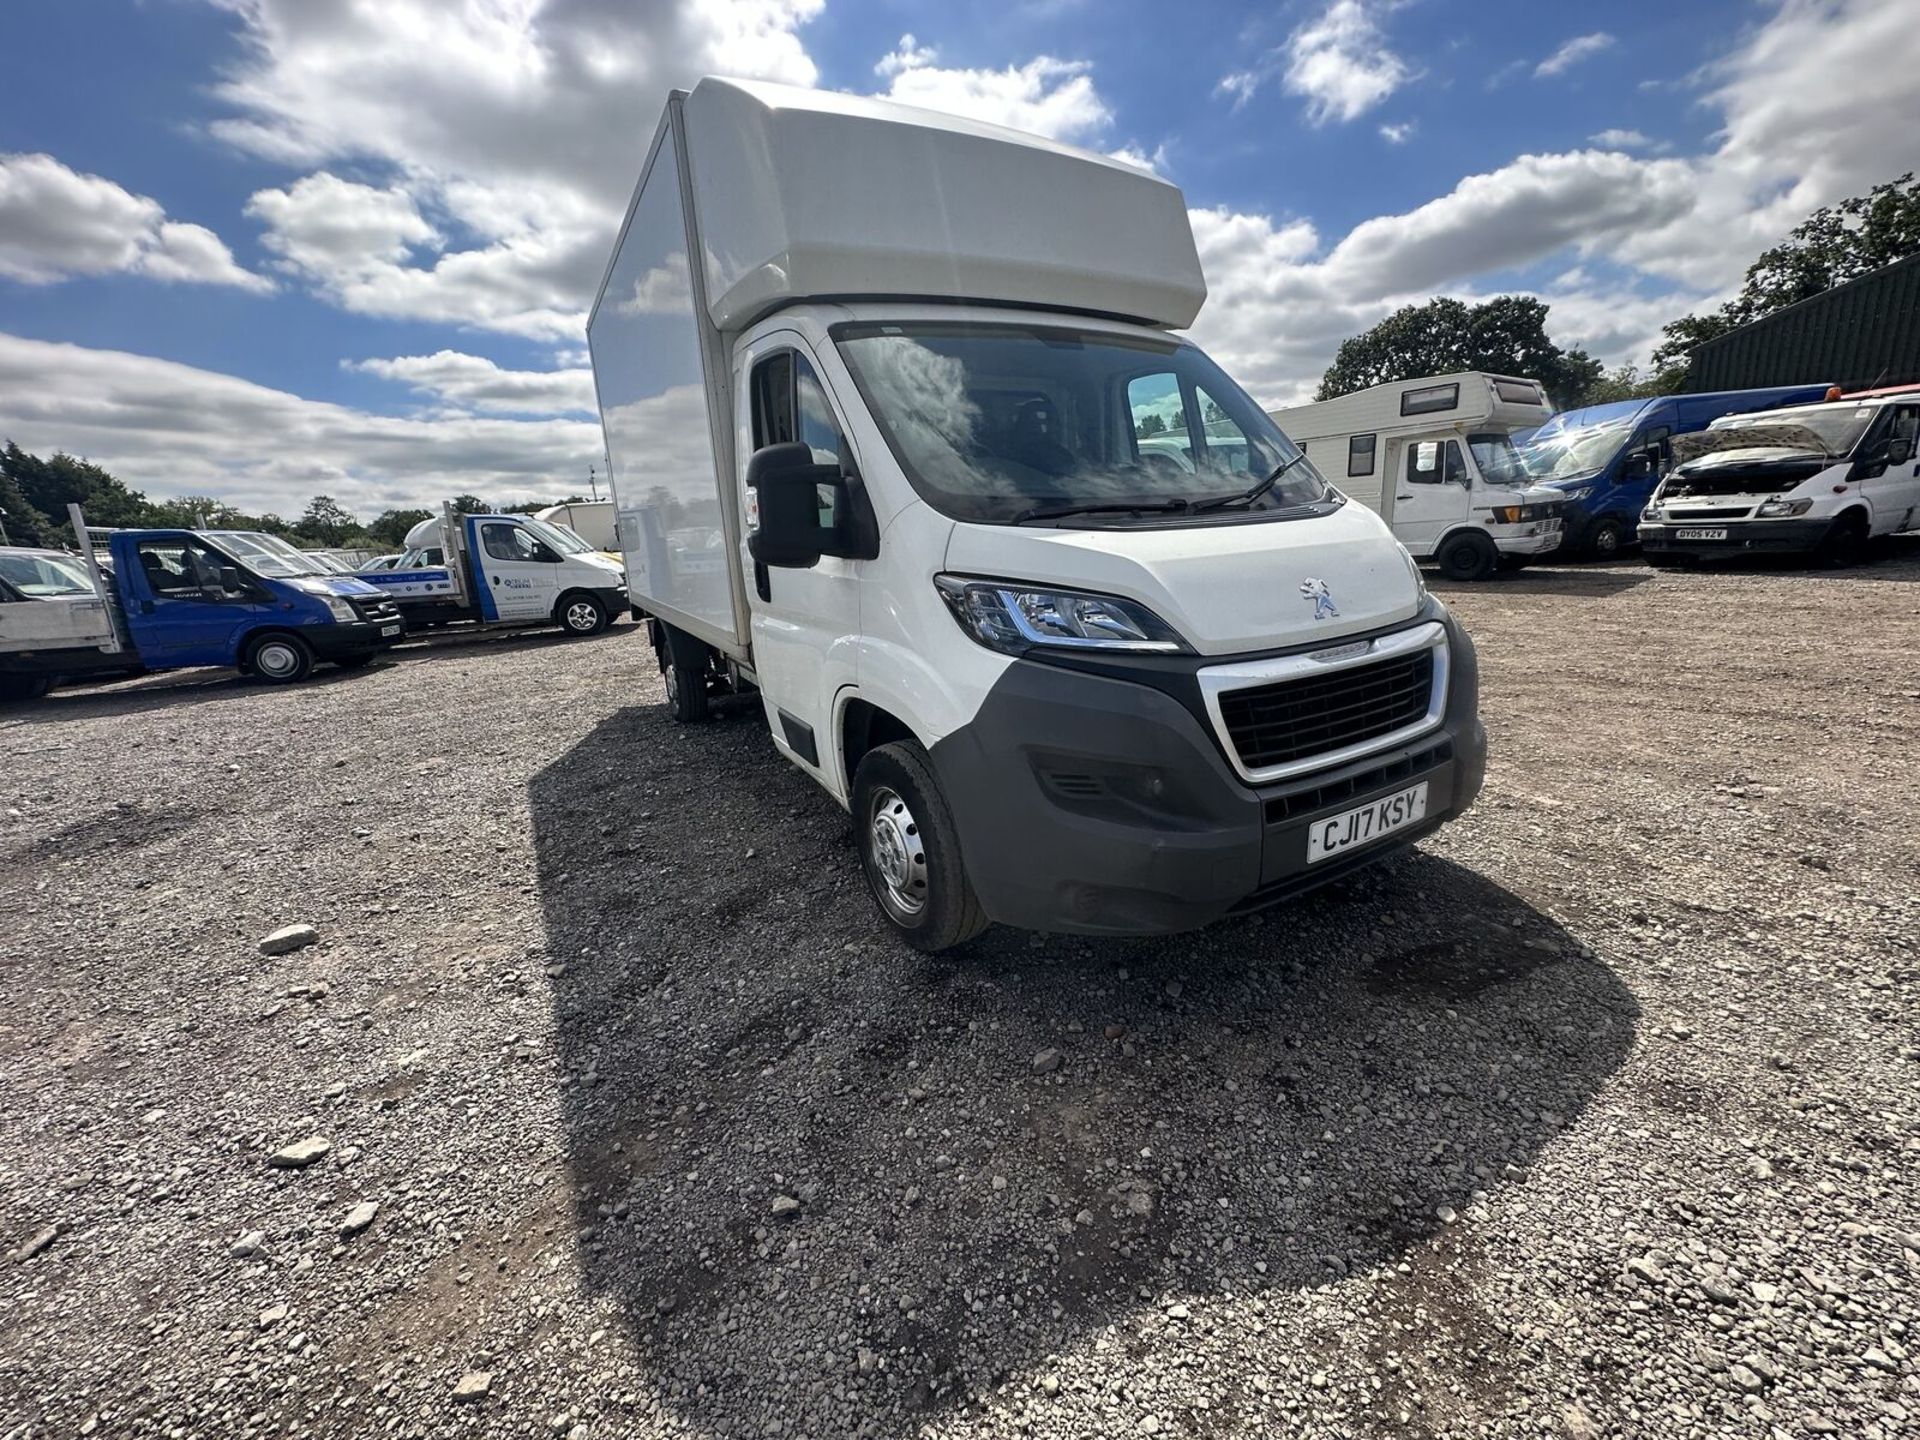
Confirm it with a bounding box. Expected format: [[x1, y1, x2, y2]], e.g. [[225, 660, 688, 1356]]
[[245, 633, 315, 684], [852, 740, 989, 953], [1436, 532, 1499, 582], [1817, 512, 1869, 568], [557, 592, 610, 636], [1588, 516, 1628, 559]]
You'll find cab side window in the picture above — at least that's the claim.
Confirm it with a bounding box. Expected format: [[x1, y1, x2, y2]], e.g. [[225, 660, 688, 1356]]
[[1889, 406, 1919, 461], [137, 538, 252, 601], [1407, 439, 1467, 485], [481, 522, 551, 562], [751, 349, 847, 522]]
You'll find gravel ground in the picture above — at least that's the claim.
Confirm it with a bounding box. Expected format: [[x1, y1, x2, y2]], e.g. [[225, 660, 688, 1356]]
[[2, 546, 1916, 1440]]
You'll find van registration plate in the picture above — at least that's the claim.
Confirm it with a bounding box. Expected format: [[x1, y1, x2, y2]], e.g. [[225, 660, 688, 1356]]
[[380, 624, 401, 637], [1676, 527, 1727, 541], [1306, 782, 1428, 864]]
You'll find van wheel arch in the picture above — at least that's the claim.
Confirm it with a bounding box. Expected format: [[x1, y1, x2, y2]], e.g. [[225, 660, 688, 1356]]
[[1818, 507, 1871, 567], [840, 697, 921, 797], [242, 629, 316, 684]]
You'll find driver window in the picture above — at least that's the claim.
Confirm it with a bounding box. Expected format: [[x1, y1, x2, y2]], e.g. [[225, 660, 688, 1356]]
[[752, 350, 847, 530], [1890, 406, 1919, 457], [1407, 440, 1467, 485], [482, 522, 541, 562], [137, 538, 251, 601], [1193, 385, 1254, 475]]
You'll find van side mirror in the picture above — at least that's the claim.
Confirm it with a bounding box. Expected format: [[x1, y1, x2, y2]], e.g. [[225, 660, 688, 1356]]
[[1624, 449, 1656, 479], [1886, 436, 1914, 466], [746, 441, 882, 568]]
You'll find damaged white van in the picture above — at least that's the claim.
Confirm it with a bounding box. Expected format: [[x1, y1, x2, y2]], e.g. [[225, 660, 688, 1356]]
[[1640, 393, 1920, 566], [590, 79, 1487, 949]]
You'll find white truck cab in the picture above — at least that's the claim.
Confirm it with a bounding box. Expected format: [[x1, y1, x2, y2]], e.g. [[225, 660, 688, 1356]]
[[1640, 393, 1920, 566], [590, 78, 1487, 950], [354, 509, 628, 634], [1269, 374, 1566, 580]]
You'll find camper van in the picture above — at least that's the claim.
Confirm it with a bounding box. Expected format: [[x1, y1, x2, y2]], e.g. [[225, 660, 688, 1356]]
[[1269, 374, 1565, 580], [588, 78, 1487, 951]]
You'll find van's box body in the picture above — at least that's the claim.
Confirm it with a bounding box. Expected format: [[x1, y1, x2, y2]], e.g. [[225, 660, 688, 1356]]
[[589, 78, 1487, 948]]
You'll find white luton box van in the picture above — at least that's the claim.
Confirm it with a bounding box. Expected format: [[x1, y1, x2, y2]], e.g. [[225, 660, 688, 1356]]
[[590, 78, 1487, 949], [1270, 374, 1566, 580]]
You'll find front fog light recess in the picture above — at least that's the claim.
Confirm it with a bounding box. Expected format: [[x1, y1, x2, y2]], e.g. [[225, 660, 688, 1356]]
[[935, 576, 1189, 655]]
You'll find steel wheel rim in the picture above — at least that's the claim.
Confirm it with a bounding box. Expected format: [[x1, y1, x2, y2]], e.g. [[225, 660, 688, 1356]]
[[866, 785, 928, 921], [1594, 525, 1619, 556], [256, 642, 298, 678], [565, 601, 598, 632]]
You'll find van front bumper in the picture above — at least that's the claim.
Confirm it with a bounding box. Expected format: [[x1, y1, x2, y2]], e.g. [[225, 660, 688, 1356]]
[[929, 610, 1486, 936], [1640, 518, 1829, 557], [304, 618, 406, 657]]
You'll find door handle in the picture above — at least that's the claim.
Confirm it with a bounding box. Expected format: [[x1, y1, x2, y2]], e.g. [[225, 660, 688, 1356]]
[[492, 575, 500, 585], [1396, 493, 1413, 500]]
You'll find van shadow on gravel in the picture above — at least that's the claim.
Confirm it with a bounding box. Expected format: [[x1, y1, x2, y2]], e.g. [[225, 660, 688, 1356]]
[[529, 704, 1638, 1435]]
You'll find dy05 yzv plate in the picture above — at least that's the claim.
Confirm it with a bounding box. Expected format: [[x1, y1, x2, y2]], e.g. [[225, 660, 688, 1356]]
[[1675, 527, 1728, 541], [1306, 782, 1429, 864]]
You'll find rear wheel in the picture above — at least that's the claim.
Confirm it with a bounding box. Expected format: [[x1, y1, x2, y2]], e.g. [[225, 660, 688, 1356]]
[[1587, 516, 1628, 559], [557, 591, 610, 636], [852, 740, 989, 953], [661, 625, 711, 724], [245, 633, 314, 685], [0, 674, 52, 703], [1436, 532, 1499, 582], [1817, 511, 1869, 568]]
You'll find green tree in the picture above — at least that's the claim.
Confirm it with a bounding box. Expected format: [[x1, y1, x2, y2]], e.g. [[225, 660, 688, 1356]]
[[1, 441, 151, 533], [367, 507, 432, 547], [1316, 296, 1600, 408], [0, 465, 52, 545], [449, 493, 491, 515], [1137, 412, 1167, 436], [296, 494, 358, 545], [1652, 172, 1920, 379]]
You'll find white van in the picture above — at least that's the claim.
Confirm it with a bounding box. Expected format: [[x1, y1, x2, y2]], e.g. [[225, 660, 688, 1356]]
[[1640, 393, 1920, 565], [534, 500, 618, 552], [589, 78, 1487, 950], [354, 509, 628, 634], [1269, 374, 1566, 580]]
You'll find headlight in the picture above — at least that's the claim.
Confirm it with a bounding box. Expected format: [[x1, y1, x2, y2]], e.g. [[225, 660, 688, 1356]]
[[1492, 503, 1556, 523], [1642, 503, 1664, 522], [1562, 486, 1595, 503], [1757, 497, 1813, 517], [935, 576, 1190, 655], [324, 596, 357, 623]]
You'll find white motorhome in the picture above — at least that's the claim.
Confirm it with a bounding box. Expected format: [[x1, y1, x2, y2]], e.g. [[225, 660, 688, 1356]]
[[1640, 392, 1920, 565], [1270, 374, 1566, 580], [535, 500, 618, 552], [590, 78, 1487, 950]]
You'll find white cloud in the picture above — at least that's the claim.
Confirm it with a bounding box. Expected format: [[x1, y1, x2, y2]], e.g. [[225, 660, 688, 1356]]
[[1534, 32, 1616, 78], [1379, 121, 1415, 144], [871, 35, 1111, 142], [0, 332, 598, 515], [1589, 128, 1653, 150], [1106, 143, 1170, 175], [1222, 1, 1412, 125], [349, 351, 596, 416], [0, 152, 269, 291]]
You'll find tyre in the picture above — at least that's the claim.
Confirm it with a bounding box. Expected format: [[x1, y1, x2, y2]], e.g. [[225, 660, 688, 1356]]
[[661, 625, 710, 724], [1436, 532, 1498, 582], [332, 652, 377, 670], [557, 591, 610, 637], [1816, 511, 1869, 568], [1587, 516, 1628, 559], [244, 632, 315, 684], [0, 673, 52, 703], [852, 740, 989, 953]]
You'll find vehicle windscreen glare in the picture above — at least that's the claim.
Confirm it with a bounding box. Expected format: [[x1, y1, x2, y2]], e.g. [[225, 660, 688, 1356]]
[[833, 321, 1332, 524], [521, 518, 594, 555], [1672, 406, 1879, 463], [205, 532, 330, 578], [1466, 432, 1532, 487], [1516, 412, 1638, 481], [0, 552, 96, 597]]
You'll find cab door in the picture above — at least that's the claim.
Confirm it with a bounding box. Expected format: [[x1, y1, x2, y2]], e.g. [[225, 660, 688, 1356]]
[[470, 518, 561, 622], [1862, 403, 1920, 534], [1392, 437, 1470, 555], [125, 535, 271, 665], [737, 332, 864, 792]]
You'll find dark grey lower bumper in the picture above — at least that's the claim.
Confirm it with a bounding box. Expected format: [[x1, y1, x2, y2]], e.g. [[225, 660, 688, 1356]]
[[305, 618, 405, 658], [929, 616, 1486, 936]]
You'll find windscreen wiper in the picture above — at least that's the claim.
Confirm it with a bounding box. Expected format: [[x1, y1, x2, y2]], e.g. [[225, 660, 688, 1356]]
[[1191, 452, 1310, 513], [1014, 497, 1192, 524]]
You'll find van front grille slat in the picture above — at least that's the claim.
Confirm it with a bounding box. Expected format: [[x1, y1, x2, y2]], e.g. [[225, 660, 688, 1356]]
[[1219, 650, 1435, 771]]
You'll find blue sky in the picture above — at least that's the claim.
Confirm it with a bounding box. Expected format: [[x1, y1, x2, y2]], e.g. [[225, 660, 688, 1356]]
[[0, 0, 1912, 516]]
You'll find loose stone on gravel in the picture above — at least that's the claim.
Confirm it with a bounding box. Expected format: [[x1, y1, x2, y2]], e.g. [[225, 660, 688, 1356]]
[[268, 1136, 331, 1169], [769, 1194, 801, 1219], [1030, 1047, 1064, 1074], [452, 1372, 492, 1404], [258, 923, 319, 956], [340, 1201, 380, 1237], [230, 1230, 266, 1259]]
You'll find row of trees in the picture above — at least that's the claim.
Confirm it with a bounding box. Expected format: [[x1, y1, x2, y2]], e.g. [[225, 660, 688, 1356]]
[[0, 443, 587, 552], [1318, 172, 1920, 408]]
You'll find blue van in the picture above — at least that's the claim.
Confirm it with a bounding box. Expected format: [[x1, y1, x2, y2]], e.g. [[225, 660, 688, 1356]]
[[1519, 385, 1835, 558]]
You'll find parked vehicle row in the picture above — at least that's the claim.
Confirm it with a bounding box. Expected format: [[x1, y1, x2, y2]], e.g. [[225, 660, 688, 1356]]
[[0, 505, 628, 700]]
